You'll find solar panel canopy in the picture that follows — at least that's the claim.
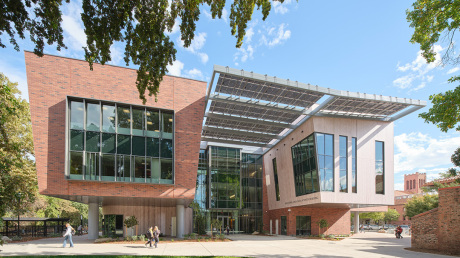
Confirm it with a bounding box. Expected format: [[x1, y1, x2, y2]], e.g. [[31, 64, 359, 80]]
[[202, 65, 426, 150]]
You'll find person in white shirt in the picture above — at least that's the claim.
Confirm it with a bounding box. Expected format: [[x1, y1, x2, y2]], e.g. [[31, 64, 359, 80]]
[[63, 223, 74, 248]]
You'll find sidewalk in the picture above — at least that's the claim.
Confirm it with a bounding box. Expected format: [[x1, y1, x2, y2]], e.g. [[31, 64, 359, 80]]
[[0, 232, 452, 257]]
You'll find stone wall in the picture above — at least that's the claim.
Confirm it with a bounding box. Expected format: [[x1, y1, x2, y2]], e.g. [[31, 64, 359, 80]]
[[411, 186, 460, 255]]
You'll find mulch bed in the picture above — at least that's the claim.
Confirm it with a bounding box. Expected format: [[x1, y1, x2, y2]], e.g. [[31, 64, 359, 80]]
[[100, 238, 232, 244], [405, 247, 460, 257]]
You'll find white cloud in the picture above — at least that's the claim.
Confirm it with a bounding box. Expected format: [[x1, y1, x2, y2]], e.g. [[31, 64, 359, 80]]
[[167, 60, 184, 76], [197, 53, 209, 64], [177, 32, 209, 64], [61, 1, 86, 51], [261, 23, 291, 47], [447, 67, 460, 74], [187, 32, 206, 52], [246, 27, 255, 43], [272, 0, 293, 14], [394, 132, 460, 174], [108, 45, 123, 66], [184, 68, 204, 80], [393, 45, 443, 91], [234, 44, 254, 64]]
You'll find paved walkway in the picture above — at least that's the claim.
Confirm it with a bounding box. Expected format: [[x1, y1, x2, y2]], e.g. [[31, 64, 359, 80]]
[[0, 232, 451, 257]]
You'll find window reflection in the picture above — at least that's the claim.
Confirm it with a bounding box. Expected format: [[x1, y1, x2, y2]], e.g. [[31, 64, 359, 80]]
[[102, 105, 116, 133], [375, 141, 384, 194], [86, 103, 100, 131], [70, 101, 84, 130]]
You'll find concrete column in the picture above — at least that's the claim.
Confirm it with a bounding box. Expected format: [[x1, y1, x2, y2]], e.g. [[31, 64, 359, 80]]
[[88, 201, 99, 240], [353, 211, 360, 234], [176, 204, 185, 238]]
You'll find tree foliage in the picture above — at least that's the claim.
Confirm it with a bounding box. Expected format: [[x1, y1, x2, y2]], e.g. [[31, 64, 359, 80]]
[[360, 212, 385, 225], [384, 209, 400, 223], [407, 0, 460, 131], [451, 146, 460, 167], [0, 73, 37, 219], [2, 0, 286, 104], [405, 194, 439, 218], [317, 219, 328, 235]]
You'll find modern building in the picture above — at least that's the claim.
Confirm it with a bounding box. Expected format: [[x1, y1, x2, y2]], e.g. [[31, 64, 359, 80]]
[[26, 52, 426, 238]]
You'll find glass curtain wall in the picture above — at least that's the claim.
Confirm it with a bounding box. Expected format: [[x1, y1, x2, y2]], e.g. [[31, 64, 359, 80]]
[[291, 134, 319, 196], [68, 98, 174, 184], [193, 147, 262, 234], [209, 146, 240, 209], [291, 132, 334, 195]]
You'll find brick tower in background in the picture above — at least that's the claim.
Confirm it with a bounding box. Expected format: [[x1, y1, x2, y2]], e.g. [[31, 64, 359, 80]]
[[404, 172, 426, 194]]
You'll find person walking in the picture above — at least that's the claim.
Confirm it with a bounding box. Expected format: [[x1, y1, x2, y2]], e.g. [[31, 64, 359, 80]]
[[145, 226, 154, 247], [62, 223, 75, 248], [153, 226, 161, 248], [77, 225, 82, 235]]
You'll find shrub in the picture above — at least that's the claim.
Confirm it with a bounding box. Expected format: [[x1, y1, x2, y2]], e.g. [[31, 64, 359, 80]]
[[138, 234, 145, 241], [171, 239, 174, 242], [327, 234, 335, 239], [217, 234, 226, 240], [11, 236, 22, 241], [190, 233, 197, 239], [319, 234, 325, 239], [123, 216, 139, 228]]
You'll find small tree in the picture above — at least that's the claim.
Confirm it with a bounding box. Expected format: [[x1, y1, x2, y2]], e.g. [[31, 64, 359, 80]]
[[384, 209, 400, 224], [189, 201, 206, 235], [405, 195, 439, 218], [211, 218, 223, 237], [317, 219, 328, 236], [123, 215, 138, 236]]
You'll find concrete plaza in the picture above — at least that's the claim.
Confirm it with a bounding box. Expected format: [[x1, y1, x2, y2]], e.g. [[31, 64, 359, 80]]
[[0, 232, 452, 257]]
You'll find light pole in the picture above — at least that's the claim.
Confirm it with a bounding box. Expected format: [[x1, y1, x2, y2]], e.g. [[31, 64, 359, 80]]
[[16, 192, 22, 238], [81, 215, 83, 235]]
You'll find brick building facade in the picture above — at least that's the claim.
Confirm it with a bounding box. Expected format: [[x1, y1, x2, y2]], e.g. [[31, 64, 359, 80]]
[[411, 186, 460, 255], [26, 52, 206, 238], [26, 54, 425, 238]]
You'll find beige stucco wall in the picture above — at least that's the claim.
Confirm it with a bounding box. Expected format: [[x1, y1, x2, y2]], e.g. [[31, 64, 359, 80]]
[[264, 116, 394, 210]]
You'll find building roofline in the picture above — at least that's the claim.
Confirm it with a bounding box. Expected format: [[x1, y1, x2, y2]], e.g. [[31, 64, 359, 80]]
[[24, 50, 208, 83]]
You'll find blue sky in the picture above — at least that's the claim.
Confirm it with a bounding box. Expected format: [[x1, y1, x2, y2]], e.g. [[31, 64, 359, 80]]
[[1, 0, 459, 190]]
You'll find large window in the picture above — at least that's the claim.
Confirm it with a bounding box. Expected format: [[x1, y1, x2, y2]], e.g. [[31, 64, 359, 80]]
[[352, 137, 357, 193], [67, 98, 174, 184], [339, 136, 348, 193], [272, 158, 280, 201], [316, 133, 334, 192], [296, 216, 311, 236], [291, 134, 319, 196], [208, 146, 240, 209], [291, 132, 334, 195], [375, 141, 384, 194]]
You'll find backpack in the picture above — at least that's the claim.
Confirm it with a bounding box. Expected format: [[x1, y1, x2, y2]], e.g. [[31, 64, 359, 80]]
[[146, 230, 152, 238]]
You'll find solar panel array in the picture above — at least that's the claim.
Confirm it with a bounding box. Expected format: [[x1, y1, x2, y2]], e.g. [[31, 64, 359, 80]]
[[322, 97, 409, 117], [216, 74, 324, 108], [202, 68, 421, 148]]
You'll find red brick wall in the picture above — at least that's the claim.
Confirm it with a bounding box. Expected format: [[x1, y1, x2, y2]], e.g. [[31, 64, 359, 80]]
[[411, 186, 460, 255], [25, 52, 206, 200], [411, 208, 439, 250], [264, 206, 350, 236], [437, 186, 460, 254]]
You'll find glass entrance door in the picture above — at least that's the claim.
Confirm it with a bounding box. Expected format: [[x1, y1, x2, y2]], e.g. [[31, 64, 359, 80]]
[[281, 216, 287, 235], [217, 216, 229, 233]]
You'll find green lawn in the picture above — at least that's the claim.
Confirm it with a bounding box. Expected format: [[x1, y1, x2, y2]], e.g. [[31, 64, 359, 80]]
[[10, 255, 241, 258]]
